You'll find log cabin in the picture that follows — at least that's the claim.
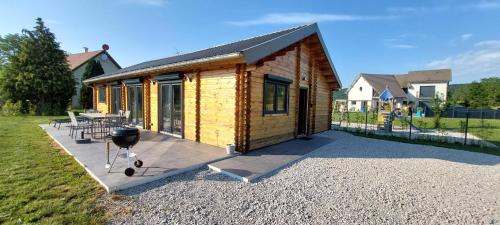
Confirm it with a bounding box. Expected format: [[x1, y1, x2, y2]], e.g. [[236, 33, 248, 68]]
[[83, 23, 342, 152]]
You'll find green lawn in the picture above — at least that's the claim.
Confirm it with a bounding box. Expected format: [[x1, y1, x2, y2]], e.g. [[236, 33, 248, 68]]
[[0, 116, 106, 224], [333, 112, 500, 147]]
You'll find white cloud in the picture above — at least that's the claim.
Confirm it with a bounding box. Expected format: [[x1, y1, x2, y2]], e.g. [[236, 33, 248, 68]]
[[383, 38, 416, 49], [386, 43, 416, 49], [464, 1, 500, 10], [386, 5, 449, 14], [387, 1, 500, 14], [127, 0, 166, 6], [226, 13, 396, 26], [474, 40, 500, 47], [427, 40, 500, 82], [461, 33, 473, 41]]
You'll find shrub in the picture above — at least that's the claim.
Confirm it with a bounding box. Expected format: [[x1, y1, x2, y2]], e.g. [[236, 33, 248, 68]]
[[1, 100, 22, 116]]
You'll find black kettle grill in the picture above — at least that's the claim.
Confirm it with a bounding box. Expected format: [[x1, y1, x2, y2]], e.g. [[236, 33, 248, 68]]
[[108, 127, 143, 176]]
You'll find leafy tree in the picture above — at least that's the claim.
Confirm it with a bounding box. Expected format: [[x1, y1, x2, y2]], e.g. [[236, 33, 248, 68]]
[[448, 77, 500, 109], [0, 18, 74, 115], [431, 94, 447, 128], [0, 34, 24, 66], [0, 34, 26, 103], [79, 59, 104, 109]]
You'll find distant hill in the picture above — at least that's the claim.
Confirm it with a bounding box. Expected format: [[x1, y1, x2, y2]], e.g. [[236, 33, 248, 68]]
[[333, 88, 347, 100]]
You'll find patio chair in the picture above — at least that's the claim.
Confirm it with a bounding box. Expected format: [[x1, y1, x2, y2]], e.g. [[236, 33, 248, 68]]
[[122, 111, 131, 127], [68, 111, 93, 139]]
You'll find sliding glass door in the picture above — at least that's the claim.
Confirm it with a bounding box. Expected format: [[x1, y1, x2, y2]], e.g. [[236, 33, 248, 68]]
[[127, 85, 143, 127], [160, 82, 182, 136], [111, 86, 121, 114]]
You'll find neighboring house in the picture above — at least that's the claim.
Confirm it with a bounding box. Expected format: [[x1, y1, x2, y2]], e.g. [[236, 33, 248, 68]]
[[347, 69, 451, 114], [67, 46, 121, 108], [83, 23, 342, 152]]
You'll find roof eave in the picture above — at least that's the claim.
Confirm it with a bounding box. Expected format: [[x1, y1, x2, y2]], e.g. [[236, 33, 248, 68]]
[[242, 23, 342, 88], [83, 52, 244, 84]]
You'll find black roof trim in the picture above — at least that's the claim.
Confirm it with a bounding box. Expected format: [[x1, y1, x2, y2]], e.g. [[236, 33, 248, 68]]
[[265, 74, 293, 84], [122, 78, 142, 85], [151, 73, 184, 82]]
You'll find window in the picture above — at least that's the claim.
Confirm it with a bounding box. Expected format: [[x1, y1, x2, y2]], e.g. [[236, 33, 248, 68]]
[[351, 101, 356, 105], [263, 74, 291, 115], [419, 86, 435, 98], [359, 86, 363, 91], [98, 86, 106, 103]]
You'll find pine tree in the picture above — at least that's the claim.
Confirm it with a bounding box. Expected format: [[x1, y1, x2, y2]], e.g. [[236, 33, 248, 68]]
[[4, 18, 74, 115], [79, 59, 104, 109]]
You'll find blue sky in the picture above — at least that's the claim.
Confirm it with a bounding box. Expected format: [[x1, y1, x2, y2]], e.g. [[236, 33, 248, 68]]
[[1, 0, 500, 85]]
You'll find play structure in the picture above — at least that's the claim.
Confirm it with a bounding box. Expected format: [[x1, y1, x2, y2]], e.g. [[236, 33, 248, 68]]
[[377, 88, 395, 132]]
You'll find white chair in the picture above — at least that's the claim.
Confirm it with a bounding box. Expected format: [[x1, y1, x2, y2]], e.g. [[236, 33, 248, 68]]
[[68, 111, 92, 139]]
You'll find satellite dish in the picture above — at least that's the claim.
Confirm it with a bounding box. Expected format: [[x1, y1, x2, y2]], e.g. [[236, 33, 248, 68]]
[[102, 44, 109, 51]]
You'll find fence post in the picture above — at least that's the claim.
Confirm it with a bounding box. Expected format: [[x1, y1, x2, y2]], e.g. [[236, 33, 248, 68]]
[[365, 109, 368, 134], [464, 111, 469, 145], [409, 108, 413, 140]]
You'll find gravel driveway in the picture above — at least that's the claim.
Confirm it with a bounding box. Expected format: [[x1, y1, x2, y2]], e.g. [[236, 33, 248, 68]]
[[109, 131, 500, 225]]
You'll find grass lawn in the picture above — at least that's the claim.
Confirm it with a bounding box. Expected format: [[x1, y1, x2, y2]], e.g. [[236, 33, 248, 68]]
[[0, 116, 106, 224], [351, 132, 500, 157], [333, 112, 500, 147]]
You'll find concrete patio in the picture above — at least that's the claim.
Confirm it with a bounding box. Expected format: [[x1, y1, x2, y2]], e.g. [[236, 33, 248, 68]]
[[40, 124, 231, 192], [208, 135, 335, 182]]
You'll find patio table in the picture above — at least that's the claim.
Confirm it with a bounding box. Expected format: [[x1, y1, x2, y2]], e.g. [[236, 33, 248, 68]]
[[80, 113, 124, 139]]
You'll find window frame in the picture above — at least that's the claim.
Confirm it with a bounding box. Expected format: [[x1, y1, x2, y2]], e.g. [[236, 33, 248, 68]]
[[419, 85, 436, 98], [263, 74, 291, 115], [98, 86, 106, 103]]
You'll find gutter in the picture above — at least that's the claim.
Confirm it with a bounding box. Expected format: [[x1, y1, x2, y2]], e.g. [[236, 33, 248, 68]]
[[83, 52, 243, 84]]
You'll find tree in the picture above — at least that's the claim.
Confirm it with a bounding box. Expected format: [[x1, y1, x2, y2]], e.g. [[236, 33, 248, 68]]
[[79, 59, 104, 109], [431, 93, 447, 128], [0, 34, 24, 66], [1, 18, 74, 115], [0, 34, 26, 103]]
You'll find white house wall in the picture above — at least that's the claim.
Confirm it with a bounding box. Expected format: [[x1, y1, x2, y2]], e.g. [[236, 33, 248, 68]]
[[71, 53, 120, 108], [406, 82, 448, 102], [347, 76, 375, 111]]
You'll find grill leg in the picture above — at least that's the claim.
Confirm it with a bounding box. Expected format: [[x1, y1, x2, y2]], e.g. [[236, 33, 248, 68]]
[[108, 147, 121, 173]]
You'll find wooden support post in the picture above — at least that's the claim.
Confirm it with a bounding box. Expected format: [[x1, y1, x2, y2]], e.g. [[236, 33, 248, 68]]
[[293, 44, 302, 137], [307, 53, 314, 135], [311, 60, 318, 134], [195, 71, 201, 142], [93, 85, 97, 110], [243, 70, 252, 152], [121, 83, 126, 111], [107, 85, 111, 113], [144, 77, 151, 129], [234, 64, 243, 149], [328, 89, 333, 130]]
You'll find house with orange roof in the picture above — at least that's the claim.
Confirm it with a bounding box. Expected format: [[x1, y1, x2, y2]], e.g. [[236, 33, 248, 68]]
[[67, 45, 121, 108]]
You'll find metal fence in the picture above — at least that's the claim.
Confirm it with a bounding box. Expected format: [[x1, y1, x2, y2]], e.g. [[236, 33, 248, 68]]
[[332, 109, 499, 148], [442, 107, 500, 119]]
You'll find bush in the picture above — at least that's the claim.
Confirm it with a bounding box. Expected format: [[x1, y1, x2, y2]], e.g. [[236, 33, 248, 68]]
[[1, 100, 22, 116]]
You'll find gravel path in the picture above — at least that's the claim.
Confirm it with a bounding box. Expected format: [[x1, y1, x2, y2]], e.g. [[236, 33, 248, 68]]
[[109, 131, 500, 225]]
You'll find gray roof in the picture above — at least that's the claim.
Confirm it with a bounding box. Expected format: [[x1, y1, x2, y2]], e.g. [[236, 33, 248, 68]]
[[347, 69, 452, 99], [395, 69, 452, 87], [360, 74, 407, 98], [84, 23, 341, 87]]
